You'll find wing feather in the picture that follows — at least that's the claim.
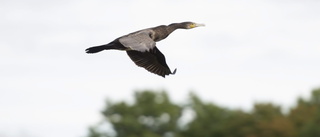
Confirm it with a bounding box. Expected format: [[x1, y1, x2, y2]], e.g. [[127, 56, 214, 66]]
[[126, 47, 175, 77]]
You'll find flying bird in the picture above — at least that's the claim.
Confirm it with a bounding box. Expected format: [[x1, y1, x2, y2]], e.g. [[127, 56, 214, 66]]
[[85, 22, 205, 77]]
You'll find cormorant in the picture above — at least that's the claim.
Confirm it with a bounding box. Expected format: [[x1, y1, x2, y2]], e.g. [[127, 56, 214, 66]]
[[85, 21, 205, 77]]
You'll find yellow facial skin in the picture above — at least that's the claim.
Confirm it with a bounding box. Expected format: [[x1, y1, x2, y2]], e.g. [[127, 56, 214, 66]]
[[188, 23, 205, 29], [189, 23, 197, 28]]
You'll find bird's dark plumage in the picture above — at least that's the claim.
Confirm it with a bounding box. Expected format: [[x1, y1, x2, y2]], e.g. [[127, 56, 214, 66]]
[[85, 21, 204, 77], [126, 47, 176, 77]]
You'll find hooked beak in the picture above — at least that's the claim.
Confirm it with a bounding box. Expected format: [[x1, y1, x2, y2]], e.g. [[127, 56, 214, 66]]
[[195, 23, 205, 27]]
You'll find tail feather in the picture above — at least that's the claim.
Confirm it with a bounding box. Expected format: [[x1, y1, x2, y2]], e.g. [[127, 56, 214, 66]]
[[85, 45, 106, 53]]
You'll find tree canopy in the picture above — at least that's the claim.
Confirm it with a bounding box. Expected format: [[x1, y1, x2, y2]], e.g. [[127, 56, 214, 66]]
[[88, 88, 320, 137]]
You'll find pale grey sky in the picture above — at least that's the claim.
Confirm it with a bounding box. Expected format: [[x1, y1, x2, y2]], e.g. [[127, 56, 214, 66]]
[[1, 0, 320, 137]]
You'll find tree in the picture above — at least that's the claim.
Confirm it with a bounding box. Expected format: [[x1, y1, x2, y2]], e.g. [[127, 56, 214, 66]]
[[88, 88, 320, 137], [181, 93, 235, 137], [289, 88, 320, 136], [182, 96, 295, 137], [251, 103, 295, 137], [181, 93, 257, 137], [90, 90, 183, 137]]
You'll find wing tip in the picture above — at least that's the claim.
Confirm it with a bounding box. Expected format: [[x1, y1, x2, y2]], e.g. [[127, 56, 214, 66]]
[[172, 68, 177, 75], [161, 68, 177, 78]]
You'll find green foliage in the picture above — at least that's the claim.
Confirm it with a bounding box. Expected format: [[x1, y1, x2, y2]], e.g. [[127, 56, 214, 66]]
[[251, 103, 295, 137], [290, 88, 320, 137], [99, 90, 182, 137], [88, 88, 320, 137]]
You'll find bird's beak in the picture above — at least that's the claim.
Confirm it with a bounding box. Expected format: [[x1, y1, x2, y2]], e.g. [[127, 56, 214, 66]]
[[195, 23, 205, 27]]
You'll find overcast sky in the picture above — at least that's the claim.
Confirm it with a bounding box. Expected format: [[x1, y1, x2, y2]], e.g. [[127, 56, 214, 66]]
[[1, 0, 320, 137]]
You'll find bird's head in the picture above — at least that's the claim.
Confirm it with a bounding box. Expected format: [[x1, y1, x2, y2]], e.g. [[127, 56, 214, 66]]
[[183, 22, 205, 29]]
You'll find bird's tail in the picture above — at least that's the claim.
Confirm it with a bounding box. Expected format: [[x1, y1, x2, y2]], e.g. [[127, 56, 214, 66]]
[[85, 45, 107, 53]]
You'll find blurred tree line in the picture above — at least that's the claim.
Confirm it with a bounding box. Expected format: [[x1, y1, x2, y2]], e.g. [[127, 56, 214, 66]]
[[88, 88, 320, 137]]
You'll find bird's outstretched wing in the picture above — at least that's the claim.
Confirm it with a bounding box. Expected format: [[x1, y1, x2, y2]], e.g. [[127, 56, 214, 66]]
[[126, 47, 176, 77], [119, 30, 156, 52]]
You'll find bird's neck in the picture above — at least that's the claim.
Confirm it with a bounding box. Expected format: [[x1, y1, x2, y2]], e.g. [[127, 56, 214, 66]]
[[167, 23, 185, 34]]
